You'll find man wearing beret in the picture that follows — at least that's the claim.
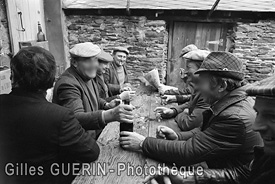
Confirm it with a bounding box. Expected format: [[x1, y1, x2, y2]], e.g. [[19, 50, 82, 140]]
[[155, 49, 210, 131], [120, 52, 262, 176], [95, 49, 135, 102], [104, 47, 132, 95], [144, 75, 275, 184], [53, 43, 134, 139]]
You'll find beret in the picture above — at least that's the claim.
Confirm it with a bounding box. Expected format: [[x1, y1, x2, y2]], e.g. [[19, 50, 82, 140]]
[[195, 51, 244, 81], [183, 49, 210, 61], [179, 44, 198, 57], [246, 74, 275, 97], [113, 47, 130, 55], [70, 42, 101, 58], [97, 50, 113, 63]]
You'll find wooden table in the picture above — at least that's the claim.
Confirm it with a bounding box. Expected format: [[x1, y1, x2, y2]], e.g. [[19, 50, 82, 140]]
[[72, 84, 181, 184]]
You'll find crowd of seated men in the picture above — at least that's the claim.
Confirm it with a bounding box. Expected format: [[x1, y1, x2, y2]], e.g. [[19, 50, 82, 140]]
[[0, 42, 274, 184]]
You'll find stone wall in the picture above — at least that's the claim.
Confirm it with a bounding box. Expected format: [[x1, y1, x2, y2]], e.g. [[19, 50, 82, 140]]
[[66, 15, 168, 87], [0, 0, 11, 67], [234, 20, 275, 82], [66, 14, 275, 86]]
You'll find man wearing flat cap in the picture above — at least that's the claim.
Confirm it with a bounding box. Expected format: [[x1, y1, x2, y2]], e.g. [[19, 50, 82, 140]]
[[104, 47, 131, 95], [144, 75, 275, 184], [155, 49, 210, 131], [95, 49, 135, 102], [120, 52, 262, 177], [179, 44, 198, 57], [158, 44, 199, 98], [53, 42, 134, 139], [95, 49, 115, 101]]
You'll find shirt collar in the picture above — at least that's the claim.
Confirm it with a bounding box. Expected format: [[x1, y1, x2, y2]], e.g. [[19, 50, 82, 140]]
[[10, 87, 47, 101], [210, 86, 248, 116]]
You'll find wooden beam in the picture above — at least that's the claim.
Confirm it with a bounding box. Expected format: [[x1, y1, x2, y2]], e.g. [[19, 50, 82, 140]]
[[166, 21, 174, 85], [43, 0, 67, 76], [63, 9, 275, 23], [207, 0, 221, 19]]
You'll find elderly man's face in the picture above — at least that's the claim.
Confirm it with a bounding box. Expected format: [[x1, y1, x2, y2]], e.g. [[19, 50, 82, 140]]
[[197, 73, 222, 105], [113, 51, 127, 66], [184, 61, 200, 87], [253, 97, 275, 156], [98, 62, 109, 74], [74, 56, 99, 79]]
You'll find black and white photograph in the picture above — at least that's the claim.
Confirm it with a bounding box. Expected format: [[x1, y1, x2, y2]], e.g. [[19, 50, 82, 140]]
[[0, 0, 275, 183]]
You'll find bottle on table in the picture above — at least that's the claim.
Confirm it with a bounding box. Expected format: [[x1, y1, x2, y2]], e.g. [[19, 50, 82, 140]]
[[120, 99, 133, 133], [37, 22, 46, 42]]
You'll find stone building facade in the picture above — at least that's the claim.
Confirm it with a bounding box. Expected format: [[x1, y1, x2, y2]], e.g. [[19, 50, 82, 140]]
[[66, 15, 168, 87], [65, 15, 275, 86], [234, 20, 275, 82], [1, 2, 274, 85]]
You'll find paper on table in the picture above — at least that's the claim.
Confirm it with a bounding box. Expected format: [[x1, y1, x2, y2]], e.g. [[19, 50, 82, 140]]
[[144, 69, 161, 90]]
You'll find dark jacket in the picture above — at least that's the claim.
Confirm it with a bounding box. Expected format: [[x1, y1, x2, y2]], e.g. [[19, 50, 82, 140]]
[[172, 91, 209, 131], [164, 85, 193, 104], [0, 88, 99, 184], [248, 147, 275, 184], [53, 66, 107, 138], [195, 147, 275, 184], [142, 87, 263, 169], [94, 73, 119, 102], [104, 63, 129, 95]]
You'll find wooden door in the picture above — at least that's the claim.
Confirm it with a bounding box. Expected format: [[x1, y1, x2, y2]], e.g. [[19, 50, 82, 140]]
[[5, 0, 46, 54], [167, 22, 228, 89]]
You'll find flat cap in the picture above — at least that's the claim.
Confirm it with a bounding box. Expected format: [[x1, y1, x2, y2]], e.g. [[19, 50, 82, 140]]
[[70, 42, 101, 58], [97, 50, 113, 63], [195, 51, 244, 81], [246, 75, 275, 98], [113, 47, 130, 55], [179, 44, 198, 57], [183, 49, 210, 61]]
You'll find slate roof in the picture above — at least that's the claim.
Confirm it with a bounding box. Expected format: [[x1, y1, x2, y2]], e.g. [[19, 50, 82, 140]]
[[63, 0, 275, 12]]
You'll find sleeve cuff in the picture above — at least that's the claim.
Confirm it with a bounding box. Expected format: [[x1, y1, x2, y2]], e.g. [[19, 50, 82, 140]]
[[170, 108, 178, 117], [99, 110, 107, 128]]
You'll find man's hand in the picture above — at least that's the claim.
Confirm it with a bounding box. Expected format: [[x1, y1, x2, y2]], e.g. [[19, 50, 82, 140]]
[[156, 126, 178, 140], [119, 91, 136, 101], [161, 95, 177, 104], [119, 132, 145, 152], [103, 104, 134, 124], [143, 167, 196, 184], [120, 85, 132, 92], [154, 107, 176, 119], [158, 84, 178, 95], [106, 99, 121, 109]]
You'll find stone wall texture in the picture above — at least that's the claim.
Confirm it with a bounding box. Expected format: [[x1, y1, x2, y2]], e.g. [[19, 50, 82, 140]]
[[66, 15, 168, 87], [0, 0, 11, 67], [234, 20, 275, 82], [66, 14, 275, 86]]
